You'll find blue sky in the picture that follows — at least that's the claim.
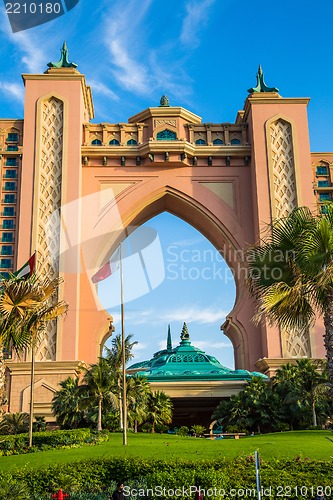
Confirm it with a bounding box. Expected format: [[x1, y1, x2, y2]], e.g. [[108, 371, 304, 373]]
[[1, 0, 332, 368]]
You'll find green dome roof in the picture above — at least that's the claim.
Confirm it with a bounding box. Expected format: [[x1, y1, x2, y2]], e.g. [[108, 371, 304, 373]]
[[128, 323, 266, 382]]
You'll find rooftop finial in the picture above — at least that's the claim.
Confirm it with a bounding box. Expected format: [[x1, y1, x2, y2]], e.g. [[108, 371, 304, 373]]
[[47, 41, 78, 69], [159, 95, 170, 107], [247, 65, 278, 93], [167, 324, 172, 352], [180, 322, 190, 341]]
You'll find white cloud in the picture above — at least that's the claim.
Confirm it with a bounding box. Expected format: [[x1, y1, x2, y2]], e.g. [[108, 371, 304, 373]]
[[0, 82, 24, 102], [159, 307, 228, 324], [89, 80, 119, 102], [180, 0, 216, 47], [169, 237, 203, 248]]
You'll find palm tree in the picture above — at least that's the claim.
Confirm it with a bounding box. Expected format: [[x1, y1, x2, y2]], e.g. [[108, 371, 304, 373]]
[[52, 376, 86, 429], [80, 357, 118, 431], [247, 205, 333, 398], [0, 412, 29, 435], [126, 374, 151, 432], [146, 390, 173, 433], [104, 333, 137, 428], [0, 275, 68, 446]]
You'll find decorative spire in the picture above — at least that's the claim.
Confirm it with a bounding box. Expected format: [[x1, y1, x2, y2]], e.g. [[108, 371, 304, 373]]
[[159, 95, 170, 107], [167, 324, 172, 352], [247, 65, 278, 94], [47, 41, 78, 69], [180, 322, 190, 341]]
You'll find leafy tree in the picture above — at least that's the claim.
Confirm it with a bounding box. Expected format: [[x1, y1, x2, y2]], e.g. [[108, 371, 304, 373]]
[[52, 377, 86, 429], [104, 333, 138, 428], [33, 415, 46, 432], [191, 424, 206, 437], [247, 205, 333, 399], [126, 374, 151, 432], [80, 357, 118, 431], [146, 390, 173, 433]]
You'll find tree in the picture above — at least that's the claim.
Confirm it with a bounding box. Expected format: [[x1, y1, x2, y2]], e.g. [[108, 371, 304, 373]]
[[80, 357, 118, 431], [52, 377, 86, 429], [104, 333, 138, 428], [247, 205, 333, 399], [0, 412, 29, 435], [126, 374, 151, 432], [146, 390, 173, 433]]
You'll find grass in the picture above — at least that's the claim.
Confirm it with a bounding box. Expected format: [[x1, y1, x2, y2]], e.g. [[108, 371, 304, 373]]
[[0, 430, 332, 473]]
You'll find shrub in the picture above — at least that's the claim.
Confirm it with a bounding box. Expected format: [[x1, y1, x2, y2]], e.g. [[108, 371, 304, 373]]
[[154, 424, 169, 434], [176, 426, 189, 437], [190, 424, 206, 437], [141, 423, 153, 433]]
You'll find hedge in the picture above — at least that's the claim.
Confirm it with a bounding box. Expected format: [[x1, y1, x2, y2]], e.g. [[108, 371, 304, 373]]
[[1, 457, 332, 499], [0, 428, 109, 455]]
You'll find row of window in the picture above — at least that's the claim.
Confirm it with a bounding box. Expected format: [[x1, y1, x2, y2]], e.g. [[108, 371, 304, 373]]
[[90, 137, 241, 146], [2, 220, 14, 228], [3, 194, 15, 203], [4, 170, 17, 178], [319, 193, 331, 202], [0, 258, 12, 268], [5, 158, 17, 166], [3, 182, 16, 191], [5, 145, 18, 151], [3, 207, 15, 216], [317, 180, 330, 187], [6, 133, 18, 142], [2, 233, 13, 242], [1, 245, 13, 255], [316, 166, 329, 175]]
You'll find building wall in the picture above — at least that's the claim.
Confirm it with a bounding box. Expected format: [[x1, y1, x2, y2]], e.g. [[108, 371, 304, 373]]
[[2, 65, 327, 416]]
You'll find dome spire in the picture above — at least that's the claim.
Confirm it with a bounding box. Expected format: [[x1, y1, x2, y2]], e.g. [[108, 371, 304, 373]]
[[247, 65, 278, 93], [167, 324, 172, 352], [47, 41, 78, 69], [180, 322, 190, 342]]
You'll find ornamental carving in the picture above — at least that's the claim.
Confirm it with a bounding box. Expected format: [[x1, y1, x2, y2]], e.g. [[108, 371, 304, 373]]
[[155, 119, 176, 127], [282, 327, 312, 358], [269, 119, 297, 218], [35, 96, 63, 361]]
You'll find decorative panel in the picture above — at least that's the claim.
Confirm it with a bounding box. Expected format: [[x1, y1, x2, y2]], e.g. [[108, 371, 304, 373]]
[[269, 119, 297, 218], [282, 327, 311, 358], [35, 97, 63, 361]]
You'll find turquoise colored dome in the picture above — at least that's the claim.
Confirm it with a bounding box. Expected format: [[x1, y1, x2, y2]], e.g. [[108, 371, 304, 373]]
[[128, 323, 267, 382]]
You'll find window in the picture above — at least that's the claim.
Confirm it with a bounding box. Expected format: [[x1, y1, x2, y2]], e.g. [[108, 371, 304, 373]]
[[3, 220, 14, 229], [4, 182, 16, 191], [127, 139, 137, 145], [230, 138, 241, 145], [318, 180, 329, 187], [213, 139, 224, 145], [3, 207, 14, 216], [7, 133, 18, 142], [4, 194, 15, 203], [316, 166, 328, 175], [109, 139, 120, 145], [195, 139, 206, 145], [5, 170, 17, 179], [2, 233, 13, 242], [156, 130, 177, 140], [319, 193, 331, 202], [6, 158, 17, 166], [6, 145, 18, 151], [91, 139, 102, 145], [0, 259, 12, 268], [0, 272, 10, 279], [321, 205, 329, 214], [1, 246, 13, 255]]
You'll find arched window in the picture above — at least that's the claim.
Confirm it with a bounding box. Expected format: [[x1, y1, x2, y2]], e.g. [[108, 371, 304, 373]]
[[213, 139, 224, 145], [230, 138, 241, 145], [157, 129, 177, 140], [91, 139, 102, 145], [109, 139, 120, 145], [127, 139, 137, 145], [195, 139, 206, 145]]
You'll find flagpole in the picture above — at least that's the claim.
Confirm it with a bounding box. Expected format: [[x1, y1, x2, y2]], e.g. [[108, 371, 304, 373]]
[[120, 243, 127, 446]]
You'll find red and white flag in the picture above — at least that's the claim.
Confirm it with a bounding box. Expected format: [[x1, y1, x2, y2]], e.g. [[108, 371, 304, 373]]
[[91, 248, 120, 283]]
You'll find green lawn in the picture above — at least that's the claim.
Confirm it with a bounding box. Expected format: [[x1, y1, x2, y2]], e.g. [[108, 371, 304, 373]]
[[0, 431, 332, 473]]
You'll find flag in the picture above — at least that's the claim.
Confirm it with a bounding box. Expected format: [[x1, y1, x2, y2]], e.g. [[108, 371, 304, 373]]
[[92, 248, 120, 283], [14, 253, 36, 279]]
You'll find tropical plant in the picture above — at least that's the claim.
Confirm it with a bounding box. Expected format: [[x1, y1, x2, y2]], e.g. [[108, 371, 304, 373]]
[[247, 205, 333, 399], [191, 424, 206, 437], [0, 412, 29, 435], [126, 374, 151, 432], [33, 415, 47, 432], [146, 390, 173, 433], [0, 275, 68, 446], [52, 376, 86, 429], [80, 357, 118, 431], [104, 333, 138, 429]]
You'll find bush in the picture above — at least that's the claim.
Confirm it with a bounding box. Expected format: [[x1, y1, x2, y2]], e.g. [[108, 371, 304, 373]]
[[2, 457, 333, 499], [176, 426, 189, 437], [190, 425, 206, 437], [154, 424, 169, 434], [141, 423, 153, 433], [0, 428, 109, 456]]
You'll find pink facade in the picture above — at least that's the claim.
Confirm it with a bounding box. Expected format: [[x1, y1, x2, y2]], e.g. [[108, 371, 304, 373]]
[[1, 60, 327, 417]]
